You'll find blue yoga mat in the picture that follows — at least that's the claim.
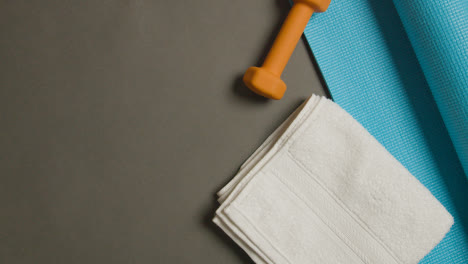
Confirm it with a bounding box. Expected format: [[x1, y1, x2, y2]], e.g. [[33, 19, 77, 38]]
[[393, 0, 468, 180], [302, 0, 468, 262]]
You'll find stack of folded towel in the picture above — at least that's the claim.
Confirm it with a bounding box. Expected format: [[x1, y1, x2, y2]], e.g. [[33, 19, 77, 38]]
[[214, 95, 453, 264]]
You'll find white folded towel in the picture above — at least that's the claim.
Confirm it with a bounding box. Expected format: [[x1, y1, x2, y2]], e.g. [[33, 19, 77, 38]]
[[213, 95, 453, 264]]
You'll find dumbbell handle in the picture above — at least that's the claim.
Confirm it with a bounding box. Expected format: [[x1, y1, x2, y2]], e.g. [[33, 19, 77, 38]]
[[263, 2, 314, 76], [243, 0, 331, 100]]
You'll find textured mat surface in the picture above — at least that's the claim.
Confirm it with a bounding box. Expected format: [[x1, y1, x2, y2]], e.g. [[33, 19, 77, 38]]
[[393, 0, 468, 179], [303, 0, 468, 262]]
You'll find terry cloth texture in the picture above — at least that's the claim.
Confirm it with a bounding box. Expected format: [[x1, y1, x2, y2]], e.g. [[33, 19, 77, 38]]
[[214, 95, 453, 264]]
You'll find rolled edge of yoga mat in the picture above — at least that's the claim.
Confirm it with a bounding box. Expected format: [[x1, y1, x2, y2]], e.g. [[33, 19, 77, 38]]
[[392, 0, 468, 176]]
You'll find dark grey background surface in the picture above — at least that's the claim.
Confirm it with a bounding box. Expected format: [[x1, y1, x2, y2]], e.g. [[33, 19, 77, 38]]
[[0, 1, 326, 263]]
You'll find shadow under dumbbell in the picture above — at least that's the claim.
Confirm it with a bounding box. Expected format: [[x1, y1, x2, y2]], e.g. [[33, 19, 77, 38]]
[[254, 0, 292, 66], [231, 74, 269, 103], [232, 0, 291, 103]]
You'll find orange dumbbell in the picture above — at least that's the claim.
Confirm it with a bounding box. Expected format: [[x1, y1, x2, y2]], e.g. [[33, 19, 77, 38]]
[[243, 0, 331, 100]]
